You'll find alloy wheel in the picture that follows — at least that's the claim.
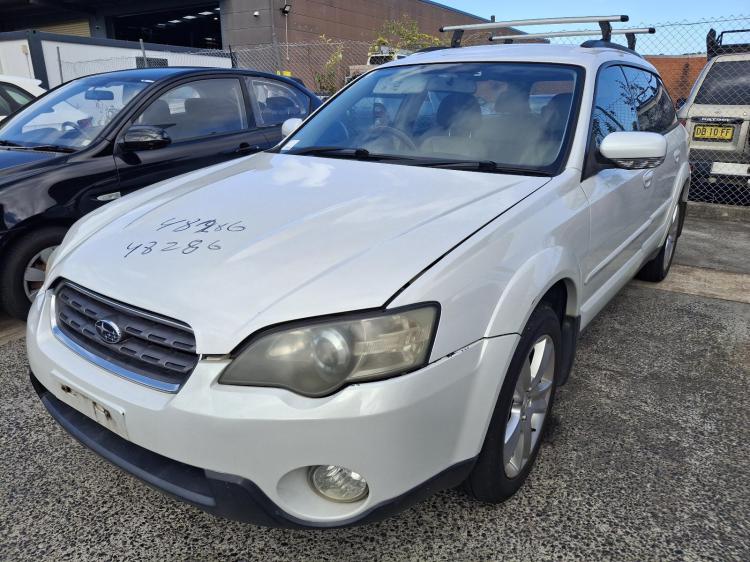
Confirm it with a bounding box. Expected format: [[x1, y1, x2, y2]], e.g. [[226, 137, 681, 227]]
[[23, 246, 57, 302], [663, 206, 680, 271], [504, 334, 555, 478]]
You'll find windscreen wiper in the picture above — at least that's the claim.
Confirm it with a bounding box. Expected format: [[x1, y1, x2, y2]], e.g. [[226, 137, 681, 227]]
[[0, 143, 76, 153], [415, 159, 551, 176], [25, 144, 76, 153], [288, 146, 410, 161]]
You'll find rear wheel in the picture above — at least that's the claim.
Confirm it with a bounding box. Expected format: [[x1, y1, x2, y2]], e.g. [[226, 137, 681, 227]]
[[463, 303, 561, 502], [636, 201, 682, 283], [0, 227, 66, 319]]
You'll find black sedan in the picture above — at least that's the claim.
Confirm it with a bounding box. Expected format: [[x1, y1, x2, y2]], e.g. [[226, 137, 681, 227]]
[[0, 67, 320, 318]]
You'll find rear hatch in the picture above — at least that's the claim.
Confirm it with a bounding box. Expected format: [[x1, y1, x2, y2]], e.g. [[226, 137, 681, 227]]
[[685, 54, 750, 177]]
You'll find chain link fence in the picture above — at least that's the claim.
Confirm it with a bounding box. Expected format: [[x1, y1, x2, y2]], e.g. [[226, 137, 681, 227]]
[[60, 15, 750, 206]]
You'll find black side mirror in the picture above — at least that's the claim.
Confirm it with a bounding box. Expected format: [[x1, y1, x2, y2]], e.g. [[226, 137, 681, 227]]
[[121, 125, 171, 151]]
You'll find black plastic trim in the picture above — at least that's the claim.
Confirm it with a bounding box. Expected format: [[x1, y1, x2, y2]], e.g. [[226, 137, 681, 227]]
[[558, 315, 581, 386], [31, 371, 475, 528]]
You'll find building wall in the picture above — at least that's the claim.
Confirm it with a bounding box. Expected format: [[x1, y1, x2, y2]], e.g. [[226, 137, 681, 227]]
[[645, 54, 707, 102], [221, 0, 486, 49]]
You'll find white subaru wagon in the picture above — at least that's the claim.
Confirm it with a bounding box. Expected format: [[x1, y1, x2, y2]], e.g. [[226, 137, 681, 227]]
[[27, 41, 689, 528]]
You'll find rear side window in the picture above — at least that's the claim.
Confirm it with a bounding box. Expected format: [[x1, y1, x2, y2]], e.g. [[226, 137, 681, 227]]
[[622, 67, 676, 133], [247, 77, 310, 126], [695, 60, 750, 105], [590, 65, 638, 147], [0, 82, 33, 115], [1, 83, 33, 106]]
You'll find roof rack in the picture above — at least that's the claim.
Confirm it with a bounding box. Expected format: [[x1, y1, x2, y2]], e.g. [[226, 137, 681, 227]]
[[707, 28, 750, 59], [491, 27, 655, 51], [440, 15, 629, 48]]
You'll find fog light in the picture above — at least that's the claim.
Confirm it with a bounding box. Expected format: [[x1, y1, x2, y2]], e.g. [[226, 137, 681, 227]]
[[308, 465, 369, 503]]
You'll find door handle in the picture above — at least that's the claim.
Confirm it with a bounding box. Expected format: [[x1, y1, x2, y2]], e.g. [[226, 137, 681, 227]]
[[643, 170, 654, 188], [673, 149, 681, 163], [235, 142, 260, 154]]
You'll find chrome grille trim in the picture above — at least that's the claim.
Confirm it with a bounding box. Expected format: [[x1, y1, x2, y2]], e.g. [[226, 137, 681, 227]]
[[50, 281, 199, 393]]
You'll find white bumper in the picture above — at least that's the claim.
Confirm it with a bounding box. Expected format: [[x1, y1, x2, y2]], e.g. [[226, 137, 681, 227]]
[[27, 290, 518, 526]]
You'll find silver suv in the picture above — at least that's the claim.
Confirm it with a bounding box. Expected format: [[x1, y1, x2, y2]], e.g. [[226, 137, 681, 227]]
[[680, 29, 750, 204]]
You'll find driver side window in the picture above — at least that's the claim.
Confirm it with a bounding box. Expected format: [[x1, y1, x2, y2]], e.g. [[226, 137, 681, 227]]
[[136, 78, 249, 143], [591, 65, 638, 148]]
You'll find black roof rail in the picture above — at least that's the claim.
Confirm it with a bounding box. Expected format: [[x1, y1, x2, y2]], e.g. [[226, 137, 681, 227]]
[[707, 28, 750, 59], [580, 39, 644, 57]]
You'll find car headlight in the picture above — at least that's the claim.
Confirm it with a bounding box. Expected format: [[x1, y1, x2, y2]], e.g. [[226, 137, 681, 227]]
[[218, 304, 439, 397]]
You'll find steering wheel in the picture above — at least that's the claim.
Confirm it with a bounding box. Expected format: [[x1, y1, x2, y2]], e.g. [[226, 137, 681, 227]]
[[361, 126, 418, 152], [60, 121, 92, 140]]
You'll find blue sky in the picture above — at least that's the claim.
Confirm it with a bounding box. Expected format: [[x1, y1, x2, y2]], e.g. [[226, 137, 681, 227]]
[[439, 0, 746, 26], [437, 1, 749, 54]]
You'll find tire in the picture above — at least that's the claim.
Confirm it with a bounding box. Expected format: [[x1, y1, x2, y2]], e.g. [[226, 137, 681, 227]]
[[0, 227, 66, 320], [636, 200, 682, 283], [463, 302, 561, 503]]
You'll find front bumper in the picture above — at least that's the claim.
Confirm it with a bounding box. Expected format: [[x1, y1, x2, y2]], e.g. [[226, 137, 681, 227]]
[[27, 290, 519, 527], [30, 372, 474, 528]]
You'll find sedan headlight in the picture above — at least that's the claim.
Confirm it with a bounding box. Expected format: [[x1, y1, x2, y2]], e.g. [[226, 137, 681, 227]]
[[219, 304, 439, 397]]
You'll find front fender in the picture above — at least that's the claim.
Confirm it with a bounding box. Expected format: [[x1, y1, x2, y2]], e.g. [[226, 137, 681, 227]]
[[485, 247, 581, 338], [390, 171, 589, 361]]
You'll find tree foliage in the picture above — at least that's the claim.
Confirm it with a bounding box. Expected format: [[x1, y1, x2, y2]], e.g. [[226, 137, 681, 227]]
[[371, 15, 445, 52]]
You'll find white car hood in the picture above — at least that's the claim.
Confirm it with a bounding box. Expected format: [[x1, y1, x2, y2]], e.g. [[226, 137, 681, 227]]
[[52, 152, 548, 353]]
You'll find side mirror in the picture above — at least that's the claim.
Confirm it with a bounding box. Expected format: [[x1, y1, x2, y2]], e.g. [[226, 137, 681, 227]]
[[121, 125, 171, 151], [281, 117, 303, 137], [599, 131, 667, 170]]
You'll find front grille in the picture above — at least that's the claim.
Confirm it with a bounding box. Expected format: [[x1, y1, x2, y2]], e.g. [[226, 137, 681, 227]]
[[52, 281, 198, 392]]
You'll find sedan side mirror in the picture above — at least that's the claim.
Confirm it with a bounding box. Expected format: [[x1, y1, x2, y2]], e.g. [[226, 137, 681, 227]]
[[281, 117, 303, 137], [121, 125, 171, 151], [599, 131, 667, 170]]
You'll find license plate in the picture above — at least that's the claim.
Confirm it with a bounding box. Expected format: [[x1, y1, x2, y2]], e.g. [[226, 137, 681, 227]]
[[55, 381, 129, 439], [693, 124, 734, 141]]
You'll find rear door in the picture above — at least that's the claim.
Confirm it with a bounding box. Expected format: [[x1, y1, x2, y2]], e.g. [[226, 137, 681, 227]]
[[114, 76, 271, 194], [621, 66, 683, 233], [579, 65, 652, 298]]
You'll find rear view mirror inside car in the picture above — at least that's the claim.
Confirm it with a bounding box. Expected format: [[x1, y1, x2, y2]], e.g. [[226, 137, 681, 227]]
[[85, 89, 115, 101]]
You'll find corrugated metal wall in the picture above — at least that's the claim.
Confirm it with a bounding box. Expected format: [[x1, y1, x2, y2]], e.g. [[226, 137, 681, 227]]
[[36, 20, 91, 37]]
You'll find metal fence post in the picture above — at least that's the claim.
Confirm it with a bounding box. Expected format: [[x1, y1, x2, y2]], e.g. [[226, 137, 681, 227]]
[[139, 38, 148, 68]]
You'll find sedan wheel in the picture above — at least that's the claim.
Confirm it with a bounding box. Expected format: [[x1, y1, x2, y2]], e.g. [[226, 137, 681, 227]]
[[23, 246, 57, 302], [462, 303, 561, 503], [504, 335, 555, 478]]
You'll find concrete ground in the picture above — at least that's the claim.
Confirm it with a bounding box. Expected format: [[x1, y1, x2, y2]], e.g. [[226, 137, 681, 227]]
[[0, 210, 748, 561]]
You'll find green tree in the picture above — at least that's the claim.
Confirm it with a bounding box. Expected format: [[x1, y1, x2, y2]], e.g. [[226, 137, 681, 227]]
[[372, 15, 445, 52], [314, 35, 344, 94]]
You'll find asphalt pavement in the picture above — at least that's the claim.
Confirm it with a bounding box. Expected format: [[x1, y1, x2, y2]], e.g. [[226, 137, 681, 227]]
[[0, 208, 748, 561]]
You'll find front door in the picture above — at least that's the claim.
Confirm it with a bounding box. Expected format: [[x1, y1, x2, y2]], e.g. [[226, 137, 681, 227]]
[[114, 77, 272, 194], [580, 65, 652, 303]]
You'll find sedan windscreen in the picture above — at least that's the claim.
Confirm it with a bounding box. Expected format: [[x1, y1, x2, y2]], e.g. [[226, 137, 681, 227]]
[[0, 75, 152, 150], [282, 62, 582, 173]]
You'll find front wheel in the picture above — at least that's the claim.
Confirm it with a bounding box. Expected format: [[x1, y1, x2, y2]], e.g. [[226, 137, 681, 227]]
[[463, 303, 561, 503], [0, 227, 66, 319]]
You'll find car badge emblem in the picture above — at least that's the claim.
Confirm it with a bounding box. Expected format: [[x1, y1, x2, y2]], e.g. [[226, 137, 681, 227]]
[[95, 319, 123, 344]]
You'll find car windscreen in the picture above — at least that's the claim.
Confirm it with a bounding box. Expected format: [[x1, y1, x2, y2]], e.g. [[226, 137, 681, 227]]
[[0, 74, 152, 150], [281, 62, 582, 173], [694, 60, 750, 105]]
